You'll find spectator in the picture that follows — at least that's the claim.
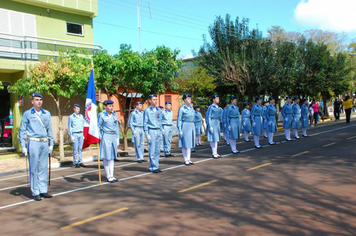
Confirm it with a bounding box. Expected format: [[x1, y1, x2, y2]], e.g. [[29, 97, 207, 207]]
[[353, 98, 356, 113], [318, 102, 325, 123], [333, 98, 341, 121], [308, 101, 314, 126], [312, 100, 319, 125], [342, 96, 353, 123]]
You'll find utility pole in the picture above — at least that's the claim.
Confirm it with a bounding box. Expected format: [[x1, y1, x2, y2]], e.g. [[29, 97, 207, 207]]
[[137, 0, 141, 53]]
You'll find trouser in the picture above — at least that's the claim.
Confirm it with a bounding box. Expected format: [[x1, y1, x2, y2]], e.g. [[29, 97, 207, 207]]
[[243, 131, 249, 141], [133, 127, 144, 161], [268, 132, 274, 143], [210, 141, 218, 155], [254, 135, 260, 147], [182, 148, 191, 163], [319, 112, 324, 121], [103, 159, 114, 179], [334, 110, 340, 120], [163, 125, 172, 155], [309, 115, 313, 126], [285, 129, 291, 140], [345, 108, 351, 123], [28, 140, 49, 196], [72, 132, 84, 165], [314, 113, 319, 125], [228, 139, 237, 151], [148, 129, 161, 171]]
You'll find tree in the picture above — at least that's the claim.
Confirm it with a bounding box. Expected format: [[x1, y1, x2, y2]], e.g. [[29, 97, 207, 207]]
[[10, 51, 92, 160], [175, 65, 217, 103], [94, 45, 182, 150]]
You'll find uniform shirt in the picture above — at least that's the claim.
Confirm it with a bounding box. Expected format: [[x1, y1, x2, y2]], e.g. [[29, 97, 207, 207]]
[[161, 109, 173, 126], [194, 111, 202, 124], [266, 105, 277, 120], [292, 103, 301, 118], [98, 111, 120, 138], [251, 104, 263, 119], [128, 110, 144, 130], [301, 104, 309, 118], [227, 105, 240, 126], [281, 103, 293, 117], [68, 113, 84, 136], [143, 106, 163, 136], [177, 105, 195, 132], [19, 107, 54, 148], [206, 104, 221, 126]]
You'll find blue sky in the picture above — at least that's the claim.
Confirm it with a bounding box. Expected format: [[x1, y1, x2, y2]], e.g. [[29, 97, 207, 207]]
[[93, 0, 356, 58]]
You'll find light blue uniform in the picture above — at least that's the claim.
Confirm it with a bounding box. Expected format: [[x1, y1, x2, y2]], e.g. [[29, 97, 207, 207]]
[[128, 110, 144, 161], [265, 104, 277, 133], [262, 106, 268, 130], [162, 109, 173, 155], [68, 113, 84, 165], [241, 109, 251, 132], [251, 104, 263, 135], [206, 104, 221, 142], [143, 106, 163, 171], [221, 108, 228, 134], [98, 111, 119, 160], [292, 104, 301, 129], [178, 105, 195, 148], [19, 108, 54, 196], [281, 103, 294, 129], [194, 111, 203, 135], [301, 104, 309, 128], [227, 105, 240, 139]]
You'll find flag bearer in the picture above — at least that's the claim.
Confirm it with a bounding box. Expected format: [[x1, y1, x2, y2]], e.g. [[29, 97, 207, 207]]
[[129, 101, 146, 163], [68, 104, 85, 168]]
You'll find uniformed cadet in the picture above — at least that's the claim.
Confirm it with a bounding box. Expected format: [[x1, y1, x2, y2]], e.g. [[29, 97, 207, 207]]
[[194, 106, 203, 146], [241, 102, 252, 142], [206, 94, 221, 159], [98, 100, 120, 183], [251, 96, 263, 149], [221, 101, 230, 146], [68, 104, 85, 168], [19, 92, 54, 201], [226, 96, 240, 154], [159, 106, 165, 152], [162, 101, 174, 157], [292, 97, 301, 139], [266, 96, 277, 145], [262, 101, 269, 138], [178, 94, 196, 166], [143, 94, 163, 173], [128, 101, 146, 163], [281, 96, 294, 141], [301, 98, 309, 137]]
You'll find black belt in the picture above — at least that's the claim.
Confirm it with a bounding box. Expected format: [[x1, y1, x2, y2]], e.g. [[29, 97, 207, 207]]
[[230, 117, 240, 118], [163, 124, 172, 126], [149, 128, 161, 130], [211, 118, 220, 120], [73, 131, 83, 133], [183, 121, 194, 123], [104, 131, 117, 135]]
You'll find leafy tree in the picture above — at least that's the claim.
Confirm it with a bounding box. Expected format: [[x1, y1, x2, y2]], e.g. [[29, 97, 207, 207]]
[[9, 51, 92, 160], [94, 45, 182, 150]]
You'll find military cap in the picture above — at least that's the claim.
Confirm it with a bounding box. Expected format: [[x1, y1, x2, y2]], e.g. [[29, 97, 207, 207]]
[[230, 96, 237, 101], [148, 94, 157, 99], [211, 94, 219, 100], [74, 103, 80, 108], [244, 102, 250, 107], [136, 101, 143, 105], [255, 96, 262, 102], [269, 96, 275, 101], [165, 101, 172, 105], [182, 94, 192, 100], [31, 92, 43, 99], [103, 100, 114, 105], [195, 105, 200, 109]]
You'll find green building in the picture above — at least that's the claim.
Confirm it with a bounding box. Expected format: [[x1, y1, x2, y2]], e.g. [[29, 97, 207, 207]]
[[0, 0, 100, 152]]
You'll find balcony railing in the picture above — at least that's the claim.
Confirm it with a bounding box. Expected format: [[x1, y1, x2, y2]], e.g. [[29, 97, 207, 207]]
[[0, 32, 102, 62]]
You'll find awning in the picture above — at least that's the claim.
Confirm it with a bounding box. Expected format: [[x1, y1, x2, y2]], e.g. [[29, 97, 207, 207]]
[[119, 93, 142, 98]]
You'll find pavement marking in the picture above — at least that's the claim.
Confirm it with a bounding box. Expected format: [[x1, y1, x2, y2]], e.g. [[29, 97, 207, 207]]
[[347, 136, 356, 140], [322, 142, 337, 148], [60, 207, 128, 230], [1, 123, 355, 210], [0, 167, 72, 182], [246, 163, 272, 171], [291, 151, 310, 158], [179, 180, 218, 193]]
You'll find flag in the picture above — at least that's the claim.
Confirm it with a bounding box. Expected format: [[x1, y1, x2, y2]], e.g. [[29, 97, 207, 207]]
[[82, 68, 100, 149]]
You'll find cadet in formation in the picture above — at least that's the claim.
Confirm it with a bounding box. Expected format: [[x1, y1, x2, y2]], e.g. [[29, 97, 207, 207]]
[[159, 106, 165, 152], [206, 94, 221, 159], [162, 102, 174, 158], [68, 103, 86, 168], [128, 101, 146, 163], [226, 96, 240, 154], [143, 94, 163, 173], [262, 101, 269, 138], [98, 100, 120, 183], [177, 94, 196, 166], [265, 96, 277, 145], [251, 96, 263, 149], [281, 96, 293, 141], [301, 98, 309, 137], [241, 102, 252, 142], [194, 106, 203, 146], [292, 97, 301, 139], [19, 93, 54, 201], [221, 101, 230, 146]]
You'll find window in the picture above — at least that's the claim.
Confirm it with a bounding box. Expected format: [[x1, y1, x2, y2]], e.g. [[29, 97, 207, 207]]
[[66, 22, 83, 36], [165, 95, 172, 103]]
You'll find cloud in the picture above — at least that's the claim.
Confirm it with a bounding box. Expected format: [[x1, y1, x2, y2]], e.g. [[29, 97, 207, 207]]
[[182, 54, 194, 60], [294, 0, 356, 32]]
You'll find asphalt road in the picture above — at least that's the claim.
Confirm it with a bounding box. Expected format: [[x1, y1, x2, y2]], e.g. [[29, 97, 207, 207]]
[[0, 121, 355, 236]]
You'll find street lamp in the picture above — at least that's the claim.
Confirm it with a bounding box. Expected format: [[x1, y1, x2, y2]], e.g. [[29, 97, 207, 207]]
[[350, 53, 355, 96]]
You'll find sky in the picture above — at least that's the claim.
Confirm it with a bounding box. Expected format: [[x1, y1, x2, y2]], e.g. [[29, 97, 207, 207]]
[[93, 0, 356, 59]]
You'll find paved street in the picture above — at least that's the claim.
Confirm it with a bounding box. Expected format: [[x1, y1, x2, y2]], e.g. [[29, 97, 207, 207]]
[[0, 121, 355, 236]]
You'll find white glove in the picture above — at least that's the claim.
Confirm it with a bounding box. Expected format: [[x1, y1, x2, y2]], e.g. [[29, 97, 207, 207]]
[[133, 131, 138, 138], [180, 131, 183, 138], [116, 137, 120, 145], [48, 146, 53, 155], [252, 122, 256, 127], [228, 126, 231, 131], [22, 147, 27, 157], [210, 127, 213, 133], [243, 122, 246, 126], [285, 118, 288, 122], [268, 121, 272, 125], [147, 135, 151, 143], [82, 135, 85, 140], [162, 128, 165, 133], [71, 136, 75, 143]]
